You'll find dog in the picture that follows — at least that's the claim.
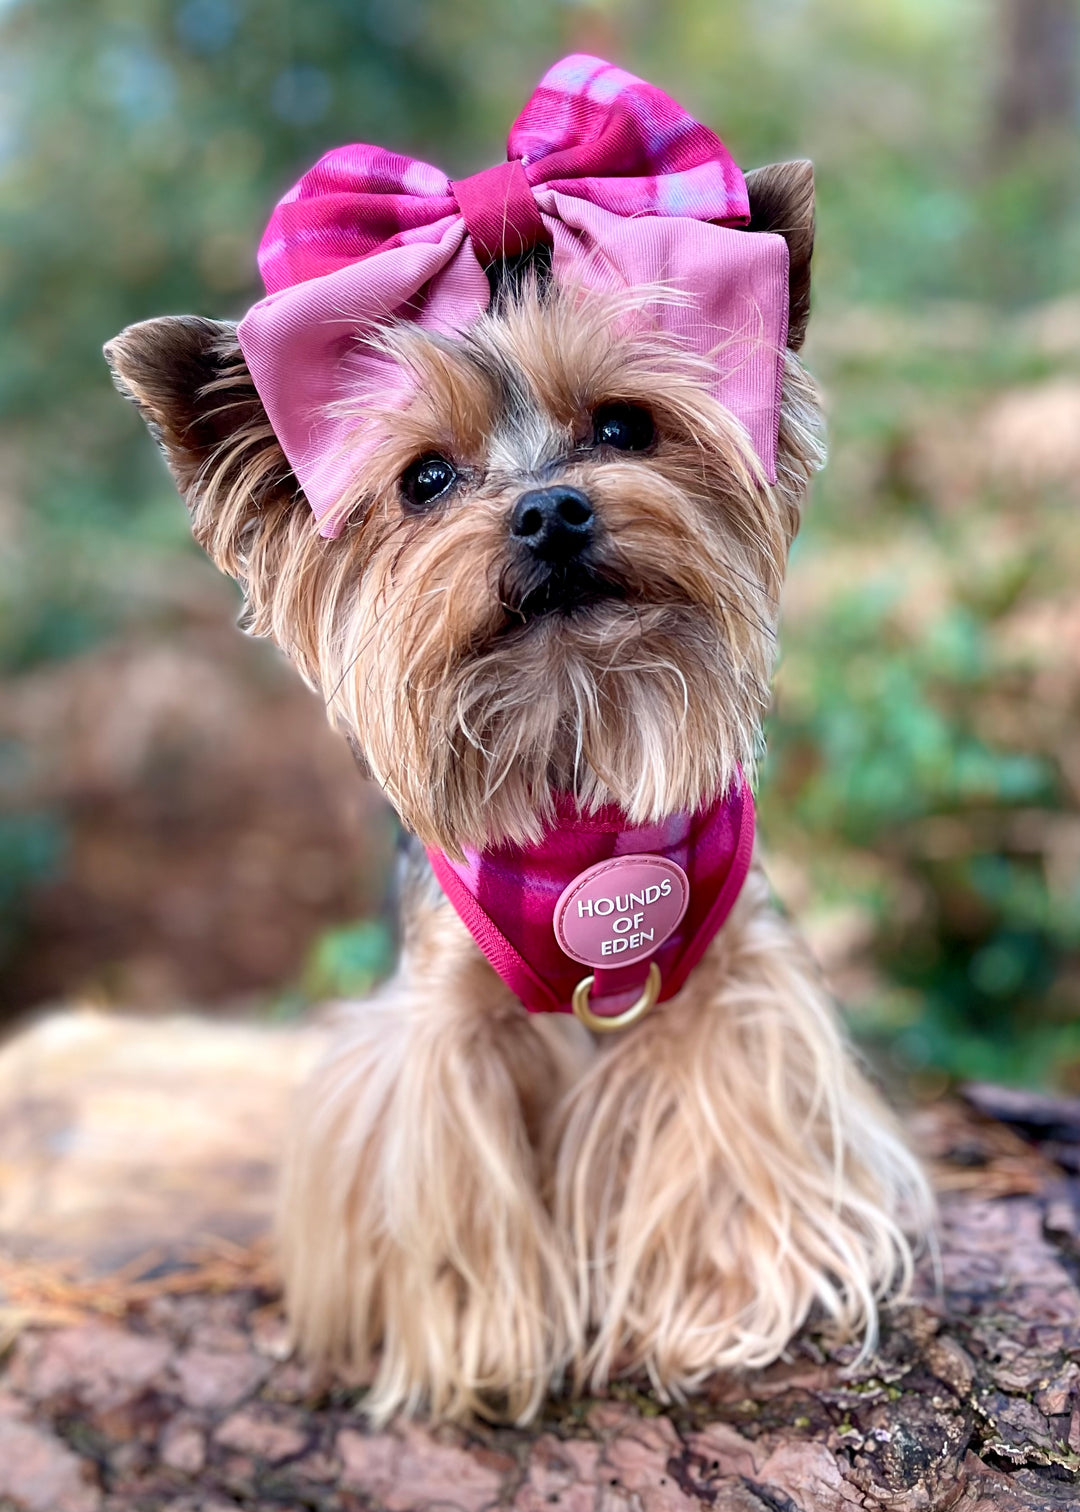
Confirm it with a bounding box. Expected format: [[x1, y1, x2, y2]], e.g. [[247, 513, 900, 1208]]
[[106, 55, 931, 1425]]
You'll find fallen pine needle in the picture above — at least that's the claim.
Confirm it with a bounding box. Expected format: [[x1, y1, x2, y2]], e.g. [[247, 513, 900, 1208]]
[[0, 1234, 278, 1340]]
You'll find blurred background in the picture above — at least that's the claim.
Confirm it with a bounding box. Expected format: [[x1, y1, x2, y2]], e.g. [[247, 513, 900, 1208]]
[[2, 0, 1080, 1093]]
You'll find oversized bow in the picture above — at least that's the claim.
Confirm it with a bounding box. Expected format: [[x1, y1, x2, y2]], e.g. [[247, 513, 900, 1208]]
[[237, 55, 790, 537]]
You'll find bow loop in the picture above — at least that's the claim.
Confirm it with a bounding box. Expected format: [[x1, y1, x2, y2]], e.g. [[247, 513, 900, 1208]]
[[513, 55, 749, 227], [259, 147, 457, 294], [257, 55, 749, 294]]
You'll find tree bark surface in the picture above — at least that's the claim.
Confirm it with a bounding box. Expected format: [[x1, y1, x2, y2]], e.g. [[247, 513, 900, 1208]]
[[0, 1011, 1078, 1511]]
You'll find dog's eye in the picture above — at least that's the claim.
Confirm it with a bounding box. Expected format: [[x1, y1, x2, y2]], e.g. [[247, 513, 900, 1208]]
[[591, 402, 655, 452], [400, 454, 457, 511]]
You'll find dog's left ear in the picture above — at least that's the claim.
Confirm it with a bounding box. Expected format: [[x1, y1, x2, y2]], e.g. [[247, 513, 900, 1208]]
[[104, 316, 299, 581], [743, 160, 815, 351]]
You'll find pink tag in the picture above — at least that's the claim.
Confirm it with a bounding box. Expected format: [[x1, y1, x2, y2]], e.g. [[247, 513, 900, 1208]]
[[553, 854, 690, 970]]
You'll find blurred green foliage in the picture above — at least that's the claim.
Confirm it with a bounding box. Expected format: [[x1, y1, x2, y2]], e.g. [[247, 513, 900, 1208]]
[[268, 918, 396, 1020], [763, 310, 1080, 1091], [3, 0, 1080, 1086], [0, 810, 67, 959], [304, 920, 395, 1005]]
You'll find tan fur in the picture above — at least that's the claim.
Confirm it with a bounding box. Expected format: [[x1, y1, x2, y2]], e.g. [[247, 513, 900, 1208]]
[[106, 225, 932, 1423], [282, 861, 927, 1423], [279, 885, 588, 1423], [552, 864, 925, 1397]]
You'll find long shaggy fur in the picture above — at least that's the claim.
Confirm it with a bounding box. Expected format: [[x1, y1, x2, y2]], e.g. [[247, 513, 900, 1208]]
[[279, 875, 587, 1422], [106, 187, 932, 1426], [552, 866, 925, 1396]]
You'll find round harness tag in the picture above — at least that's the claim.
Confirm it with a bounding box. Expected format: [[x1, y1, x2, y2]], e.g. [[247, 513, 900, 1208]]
[[553, 854, 690, 970]]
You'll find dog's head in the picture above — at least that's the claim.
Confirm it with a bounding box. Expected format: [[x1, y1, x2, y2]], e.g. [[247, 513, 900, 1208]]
[[106, 161, 822, 854]]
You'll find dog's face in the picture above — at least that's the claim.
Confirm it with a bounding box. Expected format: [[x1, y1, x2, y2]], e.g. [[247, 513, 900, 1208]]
[[106, 162, 822, 853]]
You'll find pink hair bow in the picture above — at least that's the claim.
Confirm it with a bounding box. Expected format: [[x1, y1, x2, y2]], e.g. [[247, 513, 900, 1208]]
[[237, 55, 790, 537]]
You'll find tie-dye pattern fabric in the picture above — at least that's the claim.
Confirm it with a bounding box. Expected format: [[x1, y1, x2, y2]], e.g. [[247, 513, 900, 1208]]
[[257, 54, 749, 295], [427, 781, 754, 1017]]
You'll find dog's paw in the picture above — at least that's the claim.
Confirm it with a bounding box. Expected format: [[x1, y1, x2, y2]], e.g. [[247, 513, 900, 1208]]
[[279, 982, 580, 1423]]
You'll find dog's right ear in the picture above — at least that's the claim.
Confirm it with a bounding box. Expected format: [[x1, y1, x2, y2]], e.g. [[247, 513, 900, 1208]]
[[743, 160, 815, 351], [104, 317, 299, 580]]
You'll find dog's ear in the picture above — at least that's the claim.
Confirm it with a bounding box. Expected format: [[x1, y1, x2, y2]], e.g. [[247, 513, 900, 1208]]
[[743, 160, 815, 351], [104, 316, 299, 579]]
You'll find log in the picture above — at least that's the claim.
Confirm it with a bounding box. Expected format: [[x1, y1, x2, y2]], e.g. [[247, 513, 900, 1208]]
[[0, 1010, 1078, 1511]]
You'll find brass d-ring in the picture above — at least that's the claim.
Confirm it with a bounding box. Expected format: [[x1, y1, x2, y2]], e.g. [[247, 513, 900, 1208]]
[[571, 961, 662, 1034]]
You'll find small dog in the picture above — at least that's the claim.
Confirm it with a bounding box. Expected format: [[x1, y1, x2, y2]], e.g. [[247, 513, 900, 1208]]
[[106, 56, 930, 1424]]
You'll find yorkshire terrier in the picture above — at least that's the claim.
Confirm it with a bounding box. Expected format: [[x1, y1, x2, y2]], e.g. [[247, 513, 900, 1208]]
[[106, 56, 930, 1424]]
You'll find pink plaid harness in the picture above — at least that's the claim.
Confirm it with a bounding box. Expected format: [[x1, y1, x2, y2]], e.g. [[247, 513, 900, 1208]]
[[429, 781, 754, 1024]]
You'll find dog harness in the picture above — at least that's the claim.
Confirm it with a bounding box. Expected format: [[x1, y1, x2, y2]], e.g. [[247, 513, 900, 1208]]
[[428, 780, 754, 1031], [237, 53, 790, 537]]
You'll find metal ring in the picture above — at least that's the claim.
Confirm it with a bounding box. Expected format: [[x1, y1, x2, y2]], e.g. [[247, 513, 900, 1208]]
[[571, 961, 662, 1034]]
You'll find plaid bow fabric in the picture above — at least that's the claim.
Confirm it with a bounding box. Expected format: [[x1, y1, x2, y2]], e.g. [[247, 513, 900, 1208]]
[[238, 54, 790, 536], [258, 54, 751, 293]]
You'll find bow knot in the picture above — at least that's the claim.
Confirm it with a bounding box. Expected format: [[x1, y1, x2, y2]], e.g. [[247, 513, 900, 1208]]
[[451, 159, 549, 266]]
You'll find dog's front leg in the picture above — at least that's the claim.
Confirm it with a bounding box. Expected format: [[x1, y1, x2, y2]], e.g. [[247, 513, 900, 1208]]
[[279, 870, 584, 1424], [552, 865, 932, 1397]]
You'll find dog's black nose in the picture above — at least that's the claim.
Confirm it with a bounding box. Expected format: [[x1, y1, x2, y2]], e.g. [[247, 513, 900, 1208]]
[[510, 486, 594, 562]]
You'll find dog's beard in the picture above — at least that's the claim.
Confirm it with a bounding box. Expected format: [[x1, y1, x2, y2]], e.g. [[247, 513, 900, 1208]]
[[421, 601, 767, 850], [331, 514, 778, 853]]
